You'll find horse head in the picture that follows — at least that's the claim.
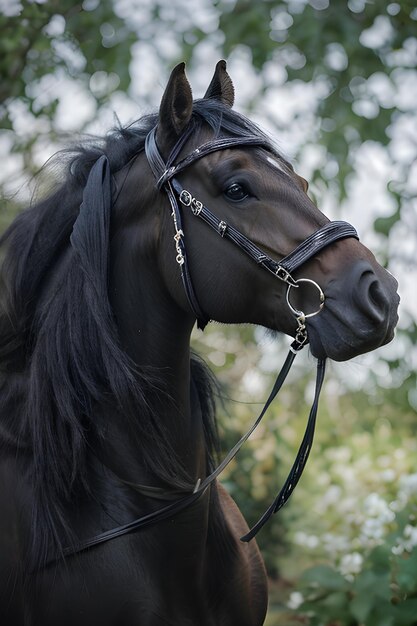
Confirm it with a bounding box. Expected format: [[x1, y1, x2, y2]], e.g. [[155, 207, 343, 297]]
[[121, 60, 399, 362]]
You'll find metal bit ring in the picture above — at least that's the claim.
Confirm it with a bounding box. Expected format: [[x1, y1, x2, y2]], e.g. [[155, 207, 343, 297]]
[[286, 278, 325, 319]]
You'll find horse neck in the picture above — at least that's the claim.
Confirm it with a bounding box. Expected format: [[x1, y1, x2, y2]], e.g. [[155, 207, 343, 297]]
[[104, 221, 206, 489]]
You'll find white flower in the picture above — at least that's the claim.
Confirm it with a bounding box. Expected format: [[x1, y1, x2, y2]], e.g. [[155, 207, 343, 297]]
[[339, 552, 363, 577], [322, 533, 351, 554], [293, 531, 319, 549], [363, 493, 395, 524], [390, 492, 408, 512], [402, 524, 417, 551], [361, 518, 386, 542], [321, 485, 342, 509], [379, 469, 396, 482], [287, 591, 304, 610], [392, 523, 417, 554], [399, 474, 417, 497]]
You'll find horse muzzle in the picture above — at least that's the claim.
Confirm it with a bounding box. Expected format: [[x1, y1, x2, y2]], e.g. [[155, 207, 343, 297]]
[[306, 260, 400, 361]]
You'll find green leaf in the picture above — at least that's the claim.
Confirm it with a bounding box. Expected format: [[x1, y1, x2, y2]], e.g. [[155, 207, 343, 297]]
[[350, 591, 377, 623], [374, 209, 401, 236], [353, 570, 391, 600], [393, 598, 417, 625], [368, 544, 392, 571], [367, 604, 396, 626], [396, 550, 417, 595], [300, 565, 348, 591]]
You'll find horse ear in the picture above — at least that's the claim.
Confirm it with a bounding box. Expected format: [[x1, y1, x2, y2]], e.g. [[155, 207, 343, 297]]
[[204, 60, 234, 107], [157, 62, 193, 147]]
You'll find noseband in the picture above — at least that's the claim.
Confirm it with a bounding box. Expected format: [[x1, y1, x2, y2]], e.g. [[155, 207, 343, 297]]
[[57, 126, 359, 564]]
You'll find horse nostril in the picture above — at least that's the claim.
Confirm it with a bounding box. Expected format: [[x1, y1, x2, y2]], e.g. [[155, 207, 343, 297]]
[[369, 279, 385, 308], [356, 269, 387, 323]]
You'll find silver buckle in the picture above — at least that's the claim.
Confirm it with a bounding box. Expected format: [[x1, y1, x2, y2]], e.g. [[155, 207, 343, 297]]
[[179, 190, 203, 216], [191, 199, 203, 216], [275, 265, 297, 286], [218, 221, 227, 237], [179, 190, 192, 207]]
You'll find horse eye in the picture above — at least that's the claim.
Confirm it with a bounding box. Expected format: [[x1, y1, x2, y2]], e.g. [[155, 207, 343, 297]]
[[224, 183, 249, 202]]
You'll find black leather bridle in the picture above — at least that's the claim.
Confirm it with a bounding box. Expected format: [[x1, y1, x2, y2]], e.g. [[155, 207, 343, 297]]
[[59, 125, 359, 562], [145, 127, 357, 340]]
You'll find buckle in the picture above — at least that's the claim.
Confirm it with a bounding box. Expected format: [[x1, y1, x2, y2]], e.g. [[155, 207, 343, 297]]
[[275, 265, 297, 286], [179, 190, 192, 206]]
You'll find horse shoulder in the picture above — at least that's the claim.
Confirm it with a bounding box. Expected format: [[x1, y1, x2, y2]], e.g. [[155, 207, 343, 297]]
[[215, 481, 268, 624]]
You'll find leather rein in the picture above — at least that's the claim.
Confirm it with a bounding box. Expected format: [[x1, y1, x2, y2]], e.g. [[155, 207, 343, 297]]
[[59, 125, 359, 562]]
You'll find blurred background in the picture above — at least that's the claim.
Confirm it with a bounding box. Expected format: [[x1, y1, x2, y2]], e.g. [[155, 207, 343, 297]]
[[1, 0, 416, 623]]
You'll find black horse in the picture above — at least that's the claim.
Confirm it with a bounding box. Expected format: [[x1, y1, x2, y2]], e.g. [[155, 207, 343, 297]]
[[0, 61, 399, 625]]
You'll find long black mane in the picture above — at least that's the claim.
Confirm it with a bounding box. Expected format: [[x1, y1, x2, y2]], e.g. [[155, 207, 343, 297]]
[[0, 99, 272, 567]]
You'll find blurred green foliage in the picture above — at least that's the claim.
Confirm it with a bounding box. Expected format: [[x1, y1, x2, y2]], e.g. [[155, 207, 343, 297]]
[[0, 0, 134, 113], [194, 325, 417, 624], [2, 0, 416, 198], [190, 0, 417, 202], [0, 0, 135, 177], [291, 511, 417, 626]]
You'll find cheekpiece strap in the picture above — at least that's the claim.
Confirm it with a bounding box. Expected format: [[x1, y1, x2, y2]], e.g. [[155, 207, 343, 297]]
[[145, 126, 210, 329]]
